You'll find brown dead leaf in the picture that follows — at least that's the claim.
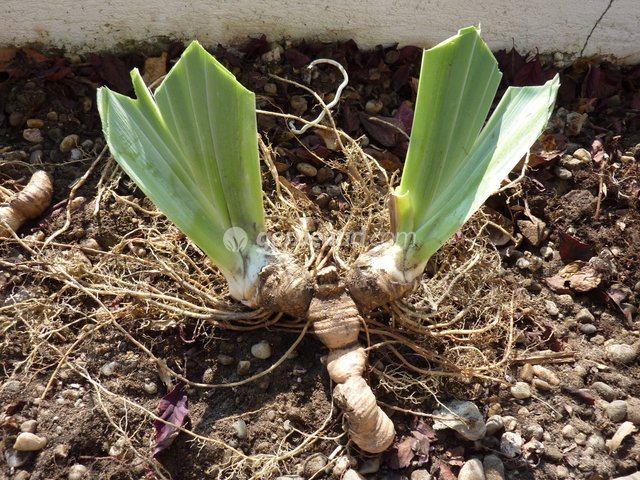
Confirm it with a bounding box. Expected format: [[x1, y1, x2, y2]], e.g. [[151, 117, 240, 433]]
[[143, 52, 168, 85], [364, 148, 403, 172], [516, 133, 567, 170], [0, 47, 18, 70], [546, 261, 602, 293]]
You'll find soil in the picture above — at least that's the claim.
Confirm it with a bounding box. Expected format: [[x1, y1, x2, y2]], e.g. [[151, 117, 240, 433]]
[[1, 37, 639, 480]]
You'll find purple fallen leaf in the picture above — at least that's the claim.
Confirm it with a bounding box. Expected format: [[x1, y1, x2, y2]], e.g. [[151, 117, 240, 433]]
[[387, 436, 418, 469], [153, 384, 189, 457], [607, 287, 634, 324], [359, 112, 409, 148], [561, 386, 595, 405], [393, 101, 414, 133], [558, 231, 594, 263]]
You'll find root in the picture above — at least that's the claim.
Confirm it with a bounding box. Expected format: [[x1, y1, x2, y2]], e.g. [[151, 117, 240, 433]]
[[307, 273, 395, 453], [0, 170, 53, 236]]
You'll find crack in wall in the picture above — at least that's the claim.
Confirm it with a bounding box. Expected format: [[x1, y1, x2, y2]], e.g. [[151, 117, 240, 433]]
[[580, 0, 616, 57]]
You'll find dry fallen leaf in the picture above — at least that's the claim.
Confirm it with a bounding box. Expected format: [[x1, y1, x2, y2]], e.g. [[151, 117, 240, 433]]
[[546, 261, 602, 293], [143, 52, 168, 85]]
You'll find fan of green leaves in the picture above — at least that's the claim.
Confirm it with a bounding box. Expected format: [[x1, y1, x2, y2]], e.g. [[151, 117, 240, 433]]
[[392, 26, 559, 269], [97, 41, 264, 281]]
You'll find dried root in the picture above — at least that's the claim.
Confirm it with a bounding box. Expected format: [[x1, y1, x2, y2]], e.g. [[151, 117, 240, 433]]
[[0, 170, 53, 236]]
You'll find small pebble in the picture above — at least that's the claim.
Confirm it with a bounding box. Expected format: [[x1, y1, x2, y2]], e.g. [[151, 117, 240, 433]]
[[257, 376, 270, 391], [572, 148, 592, 163], [523, 423, 544, 441], [580, 323, 598, 335], [532, 378, 553, 392], [590, 334, 606, 345], [20, 420, 38, 433], [217, 354, 235, 366], [485, 415, 504, 436], [540, 245, 554, 260], [532, 365, 560, 385], [519, 363, 534, 382], [68, 464, 88, 480], [263, 83, 278, 95], [296, 162, 317, 177], [561, 424, 578, 439], [574, 432, 587, 445], [332, 455, 351, 477], [100, 361, 117, 376], [587, 433, 606, 451], [500, 432, 523, 458], [23, 128, 43, 143], [511, 382, 531, 399], [5, 449, 30, 468], [14, 470, 30, 480], [458, 458, 485, 480], [545, 300, 560, 316], [576, 308, 595, 323], [554, 166, 573, 180], [606, 343, 638, 364], [433, 400, 486, 440], [60, 134, 80, 152], [26, 118, 44, 128], [143, 381, 158, 394], [316, 167, 334, 183], [237, 360, 251, 375], [70, 148, 83, 161], [365, 99, 384, 115], [233, 419, 247, 439], [251, 341, 272, 360], [343, 470, 365, 480], [502, 415, 517, 431], [14, 432, 47, 451], [483, 454, 505, 480], [625, 397, 640, 424], [302, 453, 328, 478], [289, 95, 308, 115], [606, 400, 628, 422], [591, 382, 616, 402]]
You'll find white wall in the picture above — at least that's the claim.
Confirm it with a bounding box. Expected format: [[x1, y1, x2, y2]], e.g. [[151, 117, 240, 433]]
[[3, 0, 639, 61]]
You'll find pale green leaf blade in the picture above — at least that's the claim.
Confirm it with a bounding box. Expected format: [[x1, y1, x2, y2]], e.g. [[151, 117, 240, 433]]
[[409, 75, 560, 265], [395, 26, 502, 234], [154, 41, 265, 238], [96, 41, 266, 278]]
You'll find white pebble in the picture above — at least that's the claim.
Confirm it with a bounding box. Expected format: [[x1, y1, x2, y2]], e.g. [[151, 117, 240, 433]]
[[458, 458, 485, 480], [500, 432, 523, 458], [20, 420, 38, 433], [233, 419, 247, 439], [14, 432, 47, 451], [68, 463, 88, 480], [251, 341, 272, 360], [606, 343, 638, 365], [100, 361, 117, 376], [511, 382, 531, 399], [532, 365, 560, 385]]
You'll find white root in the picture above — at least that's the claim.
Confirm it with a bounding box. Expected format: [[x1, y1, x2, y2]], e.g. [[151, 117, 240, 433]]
[[0, 170, 53, 237]]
